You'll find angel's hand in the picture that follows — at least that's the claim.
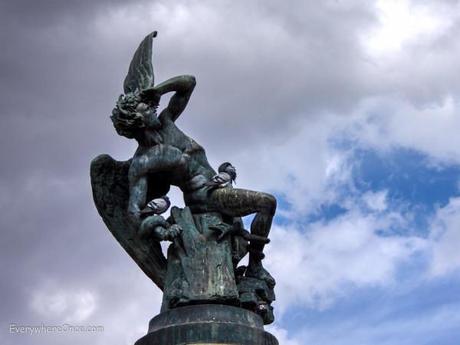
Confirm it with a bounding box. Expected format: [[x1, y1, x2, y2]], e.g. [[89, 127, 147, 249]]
[[167, 224, 182, 241], [155, 224, 182, 242]]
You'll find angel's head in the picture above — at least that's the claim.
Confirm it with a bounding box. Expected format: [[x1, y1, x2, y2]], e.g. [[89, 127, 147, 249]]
[[111, 91, 161, 139]]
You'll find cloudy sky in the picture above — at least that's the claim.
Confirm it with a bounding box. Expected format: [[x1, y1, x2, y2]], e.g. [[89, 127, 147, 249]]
[[1, 0, 460, 344]]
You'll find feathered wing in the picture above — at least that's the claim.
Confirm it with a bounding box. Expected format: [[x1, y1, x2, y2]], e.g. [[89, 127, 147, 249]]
[[90, 154, 167, 290], [123, 31, 157, 94]]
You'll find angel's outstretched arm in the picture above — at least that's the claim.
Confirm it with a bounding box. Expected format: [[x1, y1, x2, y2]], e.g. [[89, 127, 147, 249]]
[[155, 75, 196, 123]]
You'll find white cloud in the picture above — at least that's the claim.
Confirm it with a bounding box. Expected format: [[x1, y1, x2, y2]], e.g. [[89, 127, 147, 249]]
[[232, 114, 351, 214], [26, 272, 163, 345], [266, 325, 302, 345], [364, 0, 454, 56], [266, 209, 426, 314], [429, 197, 460, 276], [362, 190, 388, 212], [30, 285, 97, 323], [348, 96, 460, 165]]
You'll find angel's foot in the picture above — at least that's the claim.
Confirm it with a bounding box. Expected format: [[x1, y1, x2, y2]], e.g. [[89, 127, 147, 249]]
[[246, 261, 276, 289]]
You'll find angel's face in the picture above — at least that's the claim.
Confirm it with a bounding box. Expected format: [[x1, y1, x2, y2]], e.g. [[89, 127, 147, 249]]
[[136, 102, 161, 129]]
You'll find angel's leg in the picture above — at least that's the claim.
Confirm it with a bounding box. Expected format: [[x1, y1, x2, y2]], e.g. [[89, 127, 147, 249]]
[[209, 188, 276, 286]]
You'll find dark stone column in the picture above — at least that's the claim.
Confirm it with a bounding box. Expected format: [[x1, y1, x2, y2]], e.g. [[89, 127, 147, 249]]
[[135, 304, 279, 345]]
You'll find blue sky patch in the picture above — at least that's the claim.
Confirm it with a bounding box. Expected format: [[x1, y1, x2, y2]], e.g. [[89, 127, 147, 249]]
[[351, 148, 460, 210]]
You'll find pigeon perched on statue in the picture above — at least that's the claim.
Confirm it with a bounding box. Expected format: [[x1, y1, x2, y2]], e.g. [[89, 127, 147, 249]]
[[205, 162, 237, 188], [140, 196, 171, 216]]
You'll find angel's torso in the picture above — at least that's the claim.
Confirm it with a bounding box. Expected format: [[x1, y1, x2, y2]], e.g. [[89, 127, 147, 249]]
[[130, 118, 217, 205]]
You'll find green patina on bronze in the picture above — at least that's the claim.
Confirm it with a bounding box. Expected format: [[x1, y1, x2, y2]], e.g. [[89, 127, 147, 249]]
[[90, 32, 279, 342]]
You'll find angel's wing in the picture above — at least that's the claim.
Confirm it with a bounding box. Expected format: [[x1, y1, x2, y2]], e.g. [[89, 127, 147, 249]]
[[90, 154, 167, 290], [123, 31, 157, 94]]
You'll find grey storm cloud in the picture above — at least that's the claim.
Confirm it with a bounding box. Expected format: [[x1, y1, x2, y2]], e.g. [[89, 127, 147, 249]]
[[2, 1, 460, 344]]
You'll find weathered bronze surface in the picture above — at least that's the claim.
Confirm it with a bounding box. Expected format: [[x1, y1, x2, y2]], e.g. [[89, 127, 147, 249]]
[[90, 31, 279, 343], [135, 304, 278, 345]]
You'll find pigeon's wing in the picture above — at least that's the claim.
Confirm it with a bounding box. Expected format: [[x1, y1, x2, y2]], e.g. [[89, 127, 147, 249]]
[[205, 174, 224, 187], [214, 174, 228, 184], [215, 175, 226, 183], [147, 199, 159, 209], [123, 31, 157, 94], [90, 154, 167, 290], [156, 199, 168, 212]]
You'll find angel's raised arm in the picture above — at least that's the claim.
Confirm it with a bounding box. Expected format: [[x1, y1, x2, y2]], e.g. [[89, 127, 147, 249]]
[[154, 75, 196, 123], [122, 31, 196, 123]]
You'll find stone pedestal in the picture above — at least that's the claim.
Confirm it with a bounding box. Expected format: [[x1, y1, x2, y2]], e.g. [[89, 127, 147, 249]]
[[135, 304, 278, 345]]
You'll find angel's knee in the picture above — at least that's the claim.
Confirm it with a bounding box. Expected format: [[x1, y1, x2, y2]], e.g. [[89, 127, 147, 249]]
[[258, 192, 277, 216]]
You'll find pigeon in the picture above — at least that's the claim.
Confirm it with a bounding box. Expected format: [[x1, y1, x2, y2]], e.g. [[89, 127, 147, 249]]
[[205, 162, 237, 188], [140, 196, 171, 216]]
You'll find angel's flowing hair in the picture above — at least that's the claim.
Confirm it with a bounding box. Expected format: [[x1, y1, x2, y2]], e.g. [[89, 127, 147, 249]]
[[111, 92, 144, 138], [111, 91, 159, 139]]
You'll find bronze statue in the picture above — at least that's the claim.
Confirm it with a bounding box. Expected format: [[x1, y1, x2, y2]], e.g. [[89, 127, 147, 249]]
[[90, 32, 278, 331]]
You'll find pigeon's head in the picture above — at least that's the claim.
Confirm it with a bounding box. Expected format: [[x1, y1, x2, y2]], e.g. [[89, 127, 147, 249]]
[[218, 162, 237, 181], [145, 195, 171, 215]]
